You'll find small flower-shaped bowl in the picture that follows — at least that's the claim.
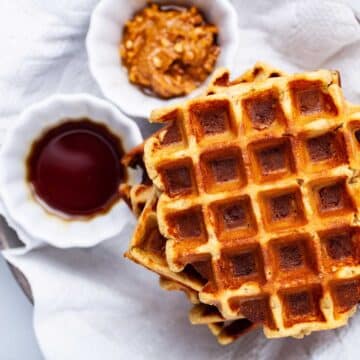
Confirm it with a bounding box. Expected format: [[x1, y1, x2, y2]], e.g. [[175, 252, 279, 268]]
[[86, 0, 239, 119], [0, 94, 142, 248]]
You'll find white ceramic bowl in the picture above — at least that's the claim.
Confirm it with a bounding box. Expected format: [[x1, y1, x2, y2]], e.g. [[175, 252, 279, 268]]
[[86, 0, 239, 119], [0, 94, 142, 248]]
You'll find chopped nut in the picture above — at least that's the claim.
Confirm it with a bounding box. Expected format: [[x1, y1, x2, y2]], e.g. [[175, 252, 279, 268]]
[[174, 43, 183, 53], [120, 4, 219, 98], [161, 38, 171, 47], [153, 56, 162, 68]]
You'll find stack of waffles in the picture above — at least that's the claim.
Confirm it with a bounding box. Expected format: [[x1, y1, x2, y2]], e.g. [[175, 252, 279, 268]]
[[123, 63, 360, 344]]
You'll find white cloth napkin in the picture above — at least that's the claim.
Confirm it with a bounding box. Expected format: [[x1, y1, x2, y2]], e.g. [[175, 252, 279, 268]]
[[1, 0, 360, 359]]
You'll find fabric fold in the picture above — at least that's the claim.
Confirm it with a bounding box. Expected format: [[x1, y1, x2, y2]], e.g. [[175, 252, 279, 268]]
[[1, 0, 360, 359]]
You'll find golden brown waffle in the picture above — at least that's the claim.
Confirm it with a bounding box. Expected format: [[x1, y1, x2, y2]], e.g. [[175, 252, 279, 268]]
[[119, 183, 153, 218], [126, 193, 257, 344], [159, 276, 200, 304], [206, 62, 287, 95], [122, 170, 248, 343], [123, 141, 214, 299], [125, 62, 285, 293], [143, 68, 360, 338], [124, 118, 263, 344], [207, 319, 258, 345], [189, 302, 258, 345], [120, 143, 154, 217], [125, 189, 208, 293], [160, 278, 257, 345]]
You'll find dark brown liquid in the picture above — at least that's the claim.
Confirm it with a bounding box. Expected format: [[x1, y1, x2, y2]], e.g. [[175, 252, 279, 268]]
[[26, 119, 126, 218]]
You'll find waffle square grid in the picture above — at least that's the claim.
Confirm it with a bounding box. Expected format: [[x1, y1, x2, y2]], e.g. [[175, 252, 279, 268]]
[[144, 69, 360, 338], [125, 187, 259, 345]]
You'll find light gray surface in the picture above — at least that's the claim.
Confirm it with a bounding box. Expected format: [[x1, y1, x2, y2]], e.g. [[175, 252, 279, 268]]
[[0, 256, 42, 359]]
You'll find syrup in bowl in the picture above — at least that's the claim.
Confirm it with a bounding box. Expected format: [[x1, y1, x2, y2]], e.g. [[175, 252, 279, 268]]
[[26, 119, 127, 219]]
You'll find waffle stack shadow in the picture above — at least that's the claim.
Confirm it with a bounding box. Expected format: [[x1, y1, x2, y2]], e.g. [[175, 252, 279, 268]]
[[124, 63, 360, 344]]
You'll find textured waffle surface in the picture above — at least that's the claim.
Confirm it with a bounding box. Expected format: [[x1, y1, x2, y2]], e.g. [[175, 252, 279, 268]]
[[126, 191, 257, 344], [206, 62, 287, 95], [143, 69, 360, 338], [125, 64, 288, 345], [189, 303, 257, 345], [125, 63, 284, 295], [125, 189, 208, 293]]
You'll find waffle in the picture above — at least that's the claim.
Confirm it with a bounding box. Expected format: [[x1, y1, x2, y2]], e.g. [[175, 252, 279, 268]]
[[122, 159, 239, 342], [125, 189, 207, 294], [160, 276, 258, 345], [189, 302, 258, 345], [119, 182, 151, 218], [125, 62, 285, 294], [125, 190, 257, 344], [143, 68, 360, 338], [206, 61, 287, 95], [207, 320, 257, 345], [160, 278, 258, 344], [123, 141, 218, 316], [124, 145, 264, 345], [120, 143, 154, 217], [159, 276, 199, 304]]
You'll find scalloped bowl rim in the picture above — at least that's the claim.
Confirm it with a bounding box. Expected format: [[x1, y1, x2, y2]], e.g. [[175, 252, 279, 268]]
[[0, 94, 142, 248], [86, 0, 239, 118]]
